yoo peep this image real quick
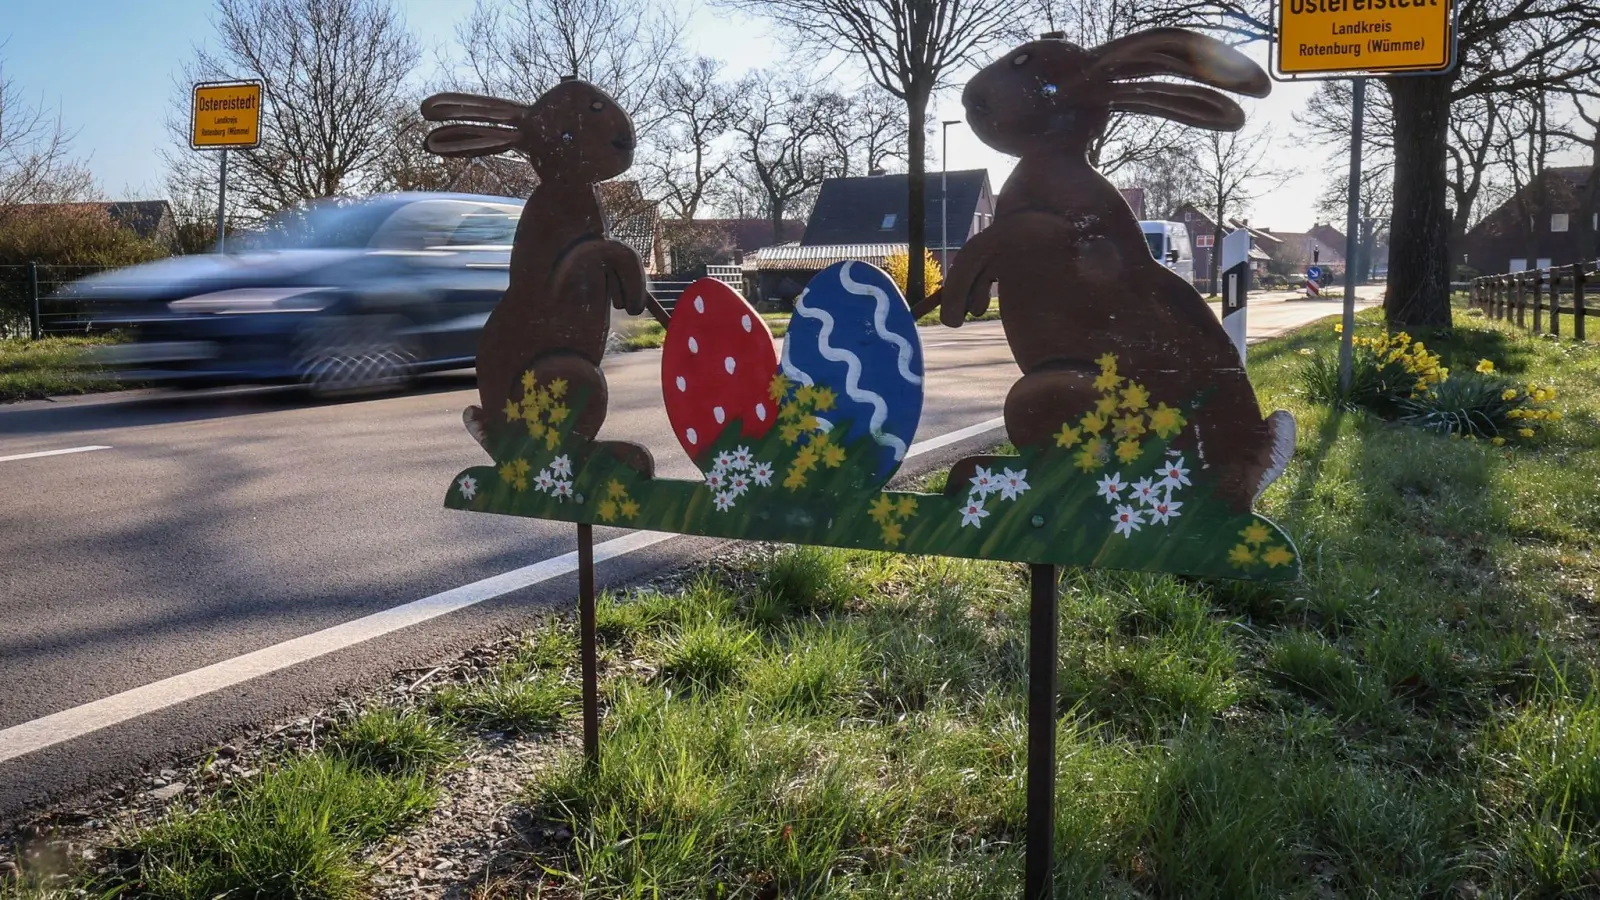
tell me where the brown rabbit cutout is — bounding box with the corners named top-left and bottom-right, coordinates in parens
top-left (921, 29), bottom-right (1296, 511)
top-left (421, 79), bottom-right (654, 473)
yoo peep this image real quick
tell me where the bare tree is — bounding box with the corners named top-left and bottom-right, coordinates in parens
top-left (1192, 124), bottom-right (1295, 288)
top-left (728, 72), bottom-right (852, 236)
top-left (722, 0), bottom-right (1031, 304)
top-left (163, 0), bottom-right (420, 219)
top-left (1115, 140), bottom-right (1205, 220)
top-left (376, 102), bottom-right (539, 196)
top-left (1135, 0), bottom-right (1600, 328)
top-left (821, 87), bottom-right (912, 176)
top-left (639, 57), bottom-right (741, 220)
top-left (1550, 76), bottom-right (1600, 260)
top-left (456, 0), bottom-right (686, 134)
top-left (1318, 158), bottom-right (1393, 280)
top-left (0, 55), bottom-right (94, 206)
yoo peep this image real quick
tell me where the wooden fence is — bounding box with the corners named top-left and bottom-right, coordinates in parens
top-left (1471, 261), bottom-right (1597, 341)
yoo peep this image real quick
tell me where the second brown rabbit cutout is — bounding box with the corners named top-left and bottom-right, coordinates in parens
top-left (920, 28), bottom-right (1296, 512)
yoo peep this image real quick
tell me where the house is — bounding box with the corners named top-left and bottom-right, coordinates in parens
top-left (597, 181), bottom-right (663, 275)
top-left (744, 169), bottom-right (995, 305)
top-left (1, 200), bottom-right (179, 251)
top-left (1119, 187), bottom-right (1147, 219)
top-left (1462, 165), bottom-right (1598, 275)
top-left (657, 218), bottom-right (805, 276)
top-left (1260, 223), bottom-right (1348, 275)
top-left (1169, 203), bottom-right (1280, 289)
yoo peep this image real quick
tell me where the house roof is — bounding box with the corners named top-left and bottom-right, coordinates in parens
top-left (662, 218), bottom-right (805, 253)
top-left (801, 170), bottom-right (990, 248)
top-left (743, 242), bottom-right (905, 272)
top-left (597, 181), bottom-right (659, 263)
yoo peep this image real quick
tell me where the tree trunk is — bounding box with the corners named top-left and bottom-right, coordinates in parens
top-left (906, 93), bottom-right (928, 306)
top-left (770, 196), bottom-right (786, 248)
top-left (1383, 74), bottom-right (1454, 329)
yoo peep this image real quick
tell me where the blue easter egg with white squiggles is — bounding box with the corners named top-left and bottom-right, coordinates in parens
top-left (781, 260), bottom-right (925, 483)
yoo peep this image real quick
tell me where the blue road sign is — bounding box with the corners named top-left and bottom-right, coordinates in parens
top-left (1307, 265), bottom-right (1323, 282)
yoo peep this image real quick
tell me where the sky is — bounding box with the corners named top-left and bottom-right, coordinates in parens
top-left (2, 0), bottom-right (1343, 232)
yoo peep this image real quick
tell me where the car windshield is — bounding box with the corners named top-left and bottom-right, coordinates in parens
top-left (238, 201), bottom-right (401, 251)
top-left (1144, 232), bottom-right (1165, 259)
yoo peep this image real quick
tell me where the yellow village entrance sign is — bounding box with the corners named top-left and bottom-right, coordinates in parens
top-left (190, 80), bottom-right (263, 149)
top-left (1276, 0), bottom-right (1456, 77)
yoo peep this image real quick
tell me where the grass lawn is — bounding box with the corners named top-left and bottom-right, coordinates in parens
top-left (0, 335), bottom-right (129, 403)
top-left (7, 307), bottom-right (1599, 898)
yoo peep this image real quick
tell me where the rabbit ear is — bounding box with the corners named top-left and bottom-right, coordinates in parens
top-left (1107, 82), bottom-right (1247, 131)
top-left (1091, 28), bottom-right (1269, 98)
top-left (421, 92), bottom-right (524, 124)
top-left (423, 123), bottom-right (523, 157)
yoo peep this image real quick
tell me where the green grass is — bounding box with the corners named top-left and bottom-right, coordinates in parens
top-left (432, 666), bottom-right (578, 734)
top-left (0, 335), bottom-right (130, 402)
top-left (323, 707), bottom-right (458, 777)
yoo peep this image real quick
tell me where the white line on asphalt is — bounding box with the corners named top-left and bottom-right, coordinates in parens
top-left (0, 418), bottom-right (1007, 764)
top-left (0, 445), bottom-right (111, 464)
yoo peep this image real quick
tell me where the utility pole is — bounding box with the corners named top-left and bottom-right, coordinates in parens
top-left (941, 120), bottom-right (960, 278)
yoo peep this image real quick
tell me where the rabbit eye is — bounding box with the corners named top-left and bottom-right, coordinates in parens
top-left (590, 100), bottom-right (605, 112)
top-left (561, 131), bottom-right (574, 144)
top-left (1012, 53), bottom-right (1030, 66)
top-left (1039, 83), bottom-right (1058, 97)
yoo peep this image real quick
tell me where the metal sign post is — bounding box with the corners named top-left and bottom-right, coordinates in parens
top-left (1221, 229), bottom-right (1250, 362)
top-left (1337, 80), bottom-right (1365, 394)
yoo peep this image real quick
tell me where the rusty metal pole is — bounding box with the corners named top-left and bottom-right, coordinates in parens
top-left (577, 523), bottom-right (599, 765)
top-left (1025, 562), bottom-right (1058, 900)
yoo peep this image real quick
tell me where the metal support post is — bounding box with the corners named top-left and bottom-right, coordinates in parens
top-left (1338, 77), bottom-right (1365, 395)
top-left (578, 523), bottom-right (599, 765)
top-left (215, 148), bottom-right (229, 254)
top-left (28, 262), bottom-right (41, 340)
top-left (1025, 563), bottom-right (1059, 900)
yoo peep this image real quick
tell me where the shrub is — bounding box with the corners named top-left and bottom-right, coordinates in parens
top-left (1300, 327), bottom-right (1445, 416)
top-left (883, 247), bottom-right (943, 300)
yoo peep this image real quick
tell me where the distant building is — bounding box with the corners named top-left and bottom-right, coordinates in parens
top-left (1169, 203), bottom-right (1280, 289)
top-left (1260, 223), bottom-right (1348, 274)
top-left (1119, 187), bottom-right (1147, 219)
top-left (745, 169), bottom-right (995, 306)
top-left (657, 218), bottom-right (805, 275)
top-left (597, 181), bottom-right (662, 275)
top-left (1462, 165), bottom-right (1597, 275)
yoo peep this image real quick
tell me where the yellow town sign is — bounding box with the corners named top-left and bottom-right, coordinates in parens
top-left (1277, 0), bottom-right (1455, 76)
top-left (190, 81), bottom-right (263, 150)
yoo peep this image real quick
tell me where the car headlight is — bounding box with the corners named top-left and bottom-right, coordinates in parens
top-left (169, 287), bottom-right (333, 314)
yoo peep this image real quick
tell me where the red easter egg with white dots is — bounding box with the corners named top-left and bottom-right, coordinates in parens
top-left (660, 277), bottom-right (779, 465)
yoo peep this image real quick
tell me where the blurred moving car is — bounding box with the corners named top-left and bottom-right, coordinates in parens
top-left (76, 193), bottom-right (521, 395)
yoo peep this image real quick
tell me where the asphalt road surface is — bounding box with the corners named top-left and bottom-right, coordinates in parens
top-left (0, 291), bottom-right (1376, 822)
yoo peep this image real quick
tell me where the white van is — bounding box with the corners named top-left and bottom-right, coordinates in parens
top-left (1140, 221), bottom-right (1195, 284)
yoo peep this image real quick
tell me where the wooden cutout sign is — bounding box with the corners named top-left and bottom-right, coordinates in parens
top-left (425, 40), bottom-right (1300, 582)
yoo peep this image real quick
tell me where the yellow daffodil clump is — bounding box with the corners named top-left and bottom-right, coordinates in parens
top-left (1053, 354), bottom-right (1185, 475)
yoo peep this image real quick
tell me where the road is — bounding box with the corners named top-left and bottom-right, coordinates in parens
top-left (0, 291), bottom-right (1375, 822)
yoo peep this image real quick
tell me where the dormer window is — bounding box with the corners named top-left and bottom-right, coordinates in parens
top-left (881, 214), bottom-right (897, 229)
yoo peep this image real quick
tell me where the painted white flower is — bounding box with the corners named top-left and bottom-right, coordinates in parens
top-left (550, 454), bottom-right (573, 477)
top-left (727, 473), bottom-right (750, 496)
top-left (713, 490), bottom-right (735, 511)
top-left (1096, 472), bottom-right (1126, 503)
top-left (713, 451), bottom-right (735, 472)
top-left (1148, 498), bottom-right (1183, 525)
top-left (731, 446), bottom-right (754, 470)
top-left (1131, 477), bottom-right (1158, 507)
top-left (1111, 504), bottom-right (1143, 537)
top-left (457, 475), bottom-right (478, 500)
top-left (552, 479), bottom-right (574, 501)
top-left (969, 466), bottom-right (998, 497)
top-left (705, 470), bottom-right (724, 491)
top-left (960, 497), bottom-right (990, 528)
top-left (1157, 457), bottom-right (1191, 491)
top-left (533, 470), bottom-right (556, 493)
top-left (999, 468), bottom-right (1030, 501)
top-left (751, 462), bottom-right (774, 486)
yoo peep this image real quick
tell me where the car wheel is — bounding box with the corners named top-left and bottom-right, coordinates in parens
top-left (295, 315), bottom-right (416, 398)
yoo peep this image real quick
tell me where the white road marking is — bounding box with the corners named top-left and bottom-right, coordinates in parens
top-left (0, 445), bottom-right (111, 464)
top-left (0, 419), bottom-right (1008, 763)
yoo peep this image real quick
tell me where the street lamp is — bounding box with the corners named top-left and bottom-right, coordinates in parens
top-left (941, 119), bottom-right (961, 279)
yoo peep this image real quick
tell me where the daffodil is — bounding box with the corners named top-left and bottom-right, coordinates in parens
top-left (503, 399), bottom-right (523, 422)
top-left (1491, 437), bottom-right (1506, 446)
top-left (783, 469), bottom-right (808, 491)
top-left (1519, 427), bottom-right (1535, 438)
top-left (822, 445), bottom-right (847, 468)
top-left (1055, 425), bottom-right (1082, 449)
top-left (1095, 352), bottom-right (1118, 372)
top-left (521, 370), bottom-right (538, 394)
top-left (1115, 413), bottom-right (1146, 438)
top-left (1502, 389), bottom-right (1519, 401)
top-left (1475, 359), bottom-right (1495, 374)
top-left (795, 384), bottom-right (816, 407)
top-left (1120, 383), bottom-right (1150, 411)
top-left (1074, 445), bottom-right (1104, 473)
top-left (1115, 439), bottom-right (1142, 463)
top-left (1093, 370), bottom-right (1124, 392)
top-left (1081, 412), bottom-right (1108, 434)
top-left (1147, 403), bottom-right (1186, 439)
top-left (548, 405), bottom-right (570, 425)
top-left (1096, 394), bottom-right (1120, 416)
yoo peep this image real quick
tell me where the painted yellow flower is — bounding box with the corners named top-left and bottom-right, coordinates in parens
top-left (1120, 383), bottom-right (1150, 411)
top-left (521, 370), bottom-right (538, 394)
top-left (620, 499), bottom-right (640, 519)
top-left (1228, 544), bottom-right (1258, 567)
top-left (1095, 352), bottom-right (1118, 372)
top-left (869, 495), bottom-right (897, 524)
top-left (783, 469), bottom-right (808, 491)
top-left (1096, 394), bottom-right (1120, 416)
top-left (1262, 545), bottom-right (1294, 568)
top-left (1502, 389), bottom-right (1519, 401)
top-left (780, 423), bottom-right (804, 443)
top-left (1240, 522), bottom-right (1272, 546)
top-left (779, 403), bottom-right (802, 423)
top-left (598, 500), bottom-right (618, 522)
top-left (1115, 413), bottom-right (1146, 438)
top-left (1114, 439), bottom-right (1140, 463)
top-left (822, 444), bottom-right (847, 468)
top-left (1074, 443), bottom-right (1104, 473)
top-left (547, 377), bottom-right (568, 399)
top-left (1147, 403), bottom-right (1186, 439)
top-left (1475, 359), bottom-right (1495, 374)
top-left (503, 399), bottom-right (523, 422)
top-left (545, 429), bottom-right (561, 450)
top-left (769, 373), bottom-right (792, 402)
top-left (512, 475), bottom-right (528, 491)
top-left (1081, 412), bottom-right (1108, 435)
top-left (1093, 370), bottom-right (1124, 392)
top-left (896, 496), bottom-right (918, 518)
top-left (812, 386), bottom-right (837, 411)
top-left (795, 384), bottom-right (817, 407)
top-left (1519, 427), bottom-right (1535, 438)
top-left (528, 419), bottom-right (547, 439)
top-left (498, 461), bottom-right (517, 483)
top-left (881, 521), bottom-right (905, 546)
top-left (800, 415), bottom-right (821, 432)
top-left (794, 446), bottom-right (820, 472)
top-left (548, 405), bottom-right (570, 425)
top-left (608, 479), bottom-right (628, 499)
top-left (1055, 425), bottom-right (1082, 449)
